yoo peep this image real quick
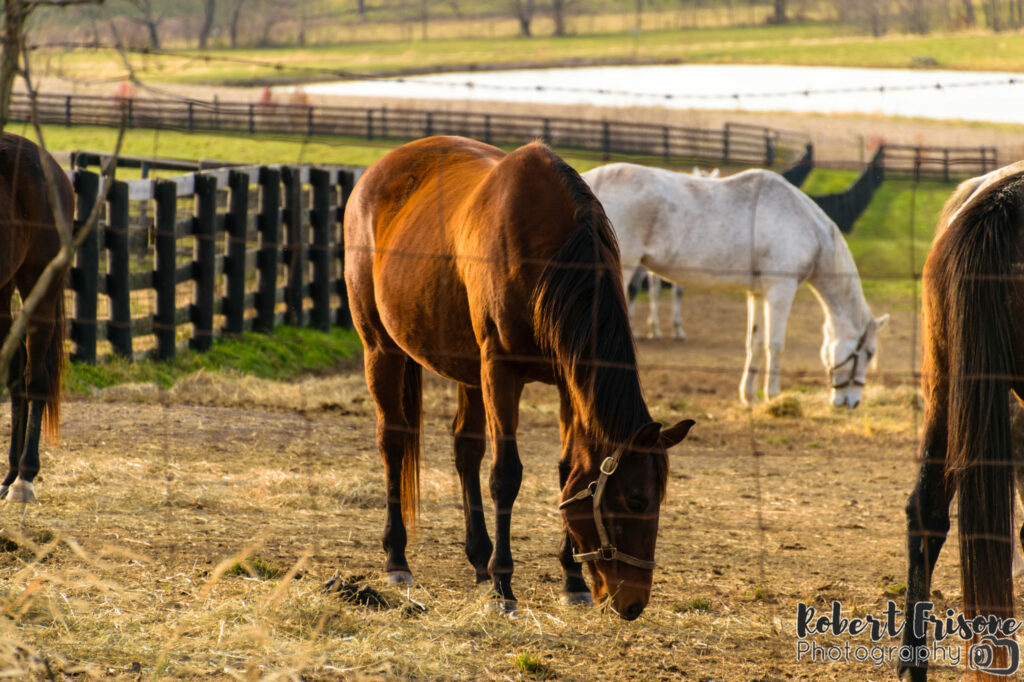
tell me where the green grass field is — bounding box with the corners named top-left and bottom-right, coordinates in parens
top-left (38, 21), bottom-right (1024, 88)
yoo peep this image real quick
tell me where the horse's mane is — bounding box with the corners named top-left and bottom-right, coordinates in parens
top-left (532, 148), bottom-right (666, 490)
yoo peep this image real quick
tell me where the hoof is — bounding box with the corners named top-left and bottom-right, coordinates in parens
top-left (0, 485), bottom-right (8, 500)
top-left (386, 570), bottom-right (413, 585)
top-left (486, 599), bottom-right (518, 617)
top-left (561, 591), bottom-right (594, 606)
top-left (674, 331), bottom-right (687, 341)
top-left (474, 572), bottom-right (490, 585)
top-left (7, 480), bottom-right (34, 503)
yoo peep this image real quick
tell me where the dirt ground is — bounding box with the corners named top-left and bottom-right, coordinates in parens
top-left (0, 287), bottom-right (976, 680)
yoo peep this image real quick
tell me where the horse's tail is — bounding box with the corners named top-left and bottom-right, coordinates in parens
top-left (400, 359), bottom-right (422, 533)
top-left (943, 173), bottom-right (1024, 645)
top-left (42, 274), bottom-right (66, 444)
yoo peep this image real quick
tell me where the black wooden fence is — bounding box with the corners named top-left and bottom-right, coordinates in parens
top-left (14, 91), bottom-right (810, 169)
top-left (66, 161), bottom-right (360, 363)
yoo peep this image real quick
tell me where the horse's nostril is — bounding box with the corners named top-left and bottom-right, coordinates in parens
top-left (622, 601), bottom-right (645, 621)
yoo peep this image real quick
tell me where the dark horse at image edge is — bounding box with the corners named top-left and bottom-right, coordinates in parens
top-left (901, 165), bottom-right (1024, 680)
top-left (344, 136), bottom-right (693, 618)
top-left (0, 133), bottom-right (69, 503)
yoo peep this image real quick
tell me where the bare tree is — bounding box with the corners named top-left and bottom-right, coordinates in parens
top-left (198, 0), bottom-right (216, 47)
top-left (961, 0), bottom-right (977, 25)
top-left (552, 0), bottom-right (566, 35)
top-left (772, 0), bottom-right (787, 23)
top-left (513, 0), bottom-right (534, 36)
top-left (228, 0), bottom-right (245, 46)
top-left (125, 0), bottom-right (163, 48)
top-left (900, 0), bottom-right (930, 32)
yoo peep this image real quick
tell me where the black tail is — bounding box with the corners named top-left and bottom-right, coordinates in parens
top-left (943, 173), bottom-right (1024, 637)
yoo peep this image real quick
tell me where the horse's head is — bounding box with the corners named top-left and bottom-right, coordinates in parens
top-left (821, 314), bottom-right (889, 408)
top-left (560, 419), bottom-right (693, 620)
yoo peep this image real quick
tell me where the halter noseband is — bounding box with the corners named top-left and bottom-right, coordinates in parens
top-left (829, 328), bottom-right (870, 390)
top-left (557, 447), bottom-right (657, 571)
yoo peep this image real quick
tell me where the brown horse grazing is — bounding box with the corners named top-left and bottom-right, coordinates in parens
top-left (0, 133), bottom-right (70, 503)
top-left (344, 136), bottom-right (693, 618)
top-left (899, 167), bottom-right (1024, 680)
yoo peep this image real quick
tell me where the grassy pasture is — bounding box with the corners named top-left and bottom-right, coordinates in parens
top-left (35, 22), bottom-right (1024, 90)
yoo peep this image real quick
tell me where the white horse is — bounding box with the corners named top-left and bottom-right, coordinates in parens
top-left (583, 162), bottom-right (889, 408)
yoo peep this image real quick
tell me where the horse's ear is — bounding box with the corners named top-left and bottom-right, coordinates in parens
top-left (875, 314), bottom-right (890, 330)
top-left (660, 419), bottom-right (695, 448)
top-left (630, 422), bottom-right (662, 449)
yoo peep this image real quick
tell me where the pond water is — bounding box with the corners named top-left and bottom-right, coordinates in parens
top-left (302, 63), bottom-right (1024, 124)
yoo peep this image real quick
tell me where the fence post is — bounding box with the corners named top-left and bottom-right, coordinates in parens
top-left (914, 147), bottom-right (922, 183)
top-left (307, 106), bottom-right (315, 136)
top-left (153, 180), bottom-right (178, 360)
top-left (601, 120), bottom-right (610, 160)
top-left (187, 102), bottom-right (194, 131)
top-left (224, 170), bottom-right (249, 335)
top-left (256, 167), bottom-right (281, 333)
top-left (366, 110), bottom-right (374, 140)
top-left (764, 131), bottom-right (775, 167)
top-left (723, 123), bottom-right (731, 163)
top-left (282, 166), bottom-right (305, 326)
top-left (248, 104), bottom-right (255, 134)
top-left (484, 115), bottom-right (492, 145)
top-left (106, 180), bottom-right (133, 359)
top-left (380, 106), bottom-right (388, 138)
top-left (943, 149), bottom-right (950, 183)
top-left (543, 118), bottom-right (551, 144)
top-left (191, 174), bottom-right (217, 351)
top-left (64, 95), bottom-right (72, 127)
top-left (71, 171), bottom-right (100, 364)
top-left (662, 126), bottom-right (670, 164)
top-left (425, 112), bottom-right (433, 137)
top-left (310, 168), bottom-right (332, 332)
top-left (335, 170), bottom-right (355, 328)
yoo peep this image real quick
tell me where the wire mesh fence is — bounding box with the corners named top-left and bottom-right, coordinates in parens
top-left (1, 85), bottom-right (1019, 681)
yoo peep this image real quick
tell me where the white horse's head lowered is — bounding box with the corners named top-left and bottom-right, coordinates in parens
top-left (821, 314), bottom-right (890, 408)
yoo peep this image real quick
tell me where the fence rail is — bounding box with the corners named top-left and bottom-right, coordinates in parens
top-left (877, 143), bottom-right (999, 181)
top-left (67, 162), bottom-right (360, 363)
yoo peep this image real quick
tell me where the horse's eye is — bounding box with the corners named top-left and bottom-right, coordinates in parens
top-left (625, 496), bottom-right (648, 514)
top-left (865, 349), bottom-right (874, 361)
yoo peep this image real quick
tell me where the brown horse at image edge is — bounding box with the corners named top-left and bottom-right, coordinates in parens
top-left (344, 136), bottom-right (693, 618)
top-left (0, 133), bottom-right (70, 503)
top-left (900, 167), bottom-right (1024, 680)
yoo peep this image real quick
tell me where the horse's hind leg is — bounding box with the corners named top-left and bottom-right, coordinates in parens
top-left (365, 346), bottom-right (420, 584)
top-left (899, 426), bottom-right (952, 681)
top-left (452, 384), bottom-right (492, 583)
top-left (0, 281), bottom-right (27, 500)
top-left (740, 292), bottom-right (765, 405)
top-left (671, 285), bottom-right (686, 340)
top-left (646, 272), bottom-right (662, 339)
top-left (1, 342), bottom-right (27, 500)
top-left (7, 291), bottom-right (59, 503)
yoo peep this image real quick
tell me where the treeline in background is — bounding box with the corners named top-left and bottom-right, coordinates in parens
top-left (33, 0), bottom-right (1024, 51)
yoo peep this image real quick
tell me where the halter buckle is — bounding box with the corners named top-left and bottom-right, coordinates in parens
top-left (599, 546), bottom-right (616, 561)
top-left (600, 456), bottom-right (619, 476)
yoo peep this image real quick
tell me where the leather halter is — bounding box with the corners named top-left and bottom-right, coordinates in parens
top-left (829, 328), bottom-right (870, 390)
top-left (557, 446), bottom-right (657, 571)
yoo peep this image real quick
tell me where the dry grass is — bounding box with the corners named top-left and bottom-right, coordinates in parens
top-left (0, 288), bottom-right (972, 679)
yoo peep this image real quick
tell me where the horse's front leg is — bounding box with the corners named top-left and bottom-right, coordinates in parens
top-left (899, 421), bottom-right (951, 681)
top-left (452, 384), bottom-right (492, 583)
top-left (646, 272), bottom-right (662, 339)
top-left (740, 292), bottom-right (765, 404)
top-left (557, 394), bottom-right (590, 605)
top-left (763, 281), bottom-right (797, 400)
top-left (481, 353), bottom-right (524, 613)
